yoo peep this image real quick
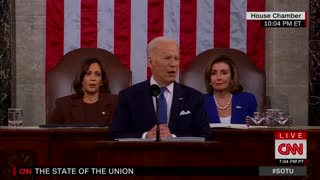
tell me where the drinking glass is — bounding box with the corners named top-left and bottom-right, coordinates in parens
top-left (8, 108), bottom-right (23, 127)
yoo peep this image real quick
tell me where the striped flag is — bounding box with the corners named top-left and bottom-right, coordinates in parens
top-left (46, 0), bottom-right (265, 85)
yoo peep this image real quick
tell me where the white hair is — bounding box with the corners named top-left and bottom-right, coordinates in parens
top-left (146, 36), bottom-right (177, 58)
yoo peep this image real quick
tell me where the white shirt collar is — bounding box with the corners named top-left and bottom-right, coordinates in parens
top-left (150, 76), bottom-right (174, 94)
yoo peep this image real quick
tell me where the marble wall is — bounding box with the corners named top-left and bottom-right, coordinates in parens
top-left (13, 0), bottom-right (310, 126)
top-left (15, 0), bottom-right (46, 126)
top-left (265, 0), bottom-right (309, 125)
top-left (0, 0), bottom-right (11, 126)
top-left (309, 0), bottom-right (320, 125)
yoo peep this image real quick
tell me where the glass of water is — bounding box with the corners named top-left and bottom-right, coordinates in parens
top-left (246, 112), bottom-right (266, 126)
top-left (8, 108), bottom-right (23, 127)
top-left (265, 109), bottom-right (280, 126)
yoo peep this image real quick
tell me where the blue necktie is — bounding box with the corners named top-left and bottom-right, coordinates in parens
top-left (158, 87), bottom-right (167, 124)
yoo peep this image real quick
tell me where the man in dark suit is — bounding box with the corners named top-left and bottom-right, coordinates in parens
top-left (111, 37), bottom-right (211, 140)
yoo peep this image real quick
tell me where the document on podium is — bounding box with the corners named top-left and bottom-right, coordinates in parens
top-left (209, 123), bottom-right (248, 129)
top-left (116, 137), bottom-right (205, 142)
top-left (161, 137), bottom-right (205, 142)
top-left (39, 124), bottom-right (104, 128)
top-left (115, 138), bottom-right (156, 142)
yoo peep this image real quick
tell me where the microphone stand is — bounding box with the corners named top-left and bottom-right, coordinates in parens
top-left (155, 96), bottom-right (160, 142)
top-left (150, 84), bottom-right (161, 142)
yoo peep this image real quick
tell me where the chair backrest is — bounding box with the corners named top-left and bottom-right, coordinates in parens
top-left (180, 48), bottom-right (265, 112)
top-left (46, 48), bottom-right (132, 121)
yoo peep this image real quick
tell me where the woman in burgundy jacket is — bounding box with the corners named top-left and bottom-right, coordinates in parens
top-left (48, 57), bottom-right (117, 126)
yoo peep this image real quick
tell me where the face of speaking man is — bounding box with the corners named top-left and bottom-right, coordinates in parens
top-left (148, 38), bottom-right (180, 87)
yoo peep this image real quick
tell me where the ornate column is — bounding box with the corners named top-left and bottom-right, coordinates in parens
top-left (0, 0), bottom-right (12, 126)
top-left (309, 0), bottom-right (320, 125)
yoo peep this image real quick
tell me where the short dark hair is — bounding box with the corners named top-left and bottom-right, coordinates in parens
top-left (204, 55), bottom-right (243, 94)
top-left (73, 57), bottom-right (110, 97)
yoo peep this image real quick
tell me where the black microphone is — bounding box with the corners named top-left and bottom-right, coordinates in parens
top-left (150, 84), bottom-right (161, 142)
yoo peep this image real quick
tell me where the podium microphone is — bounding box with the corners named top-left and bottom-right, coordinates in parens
top-left (150, 84), bottom-right (161, 142)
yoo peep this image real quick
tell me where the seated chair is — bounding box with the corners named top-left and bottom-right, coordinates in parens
top-left (180, 48), bottom-right (266, 112)
top-left (46, 48), bottom-right (132, 123)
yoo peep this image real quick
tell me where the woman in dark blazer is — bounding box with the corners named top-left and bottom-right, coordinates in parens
top-left (48, 57), bottom-right (117, 126)
top-left (204, 55), bottom-right (257, 124)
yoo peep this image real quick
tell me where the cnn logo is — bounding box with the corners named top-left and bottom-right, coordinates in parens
top-left (275, 131), bottom-right (307, 159)
top-left (14, 167), bottom-right (33, 176)
top-left (19, 168), bottom-right (32, 175)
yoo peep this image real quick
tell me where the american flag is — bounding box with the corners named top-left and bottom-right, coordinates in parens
top-left (46, 0), bottom-right (265, 85)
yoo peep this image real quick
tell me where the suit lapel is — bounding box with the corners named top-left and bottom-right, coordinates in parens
top-left (98, 94), bottom-right (115, 125)
top-left (71, 98), bottom-right (85, 122)
top-left (211, 97), bottom-right (221, 123)
top-left (145, 81), bottom-right (158, 124)
top-left (231, 94), bottom-right (240, 124)
top-left (169, 82), bottom-right (183, 128)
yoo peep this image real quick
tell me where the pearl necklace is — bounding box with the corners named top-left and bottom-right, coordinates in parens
top-left (213, 94), bottom-right (233, 110)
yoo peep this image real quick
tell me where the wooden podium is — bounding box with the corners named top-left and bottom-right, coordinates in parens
top-left (0, 128), bottom-right (318, 179)
top-left (95, 141), bottom-right (249, 180)
top-left (96, 141), bottom-right (222, 166)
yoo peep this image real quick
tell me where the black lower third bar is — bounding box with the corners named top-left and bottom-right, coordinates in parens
top-left (132, 167), bottom-right (259, 176)
top-left (25, 167), bottom-right (306, 176)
